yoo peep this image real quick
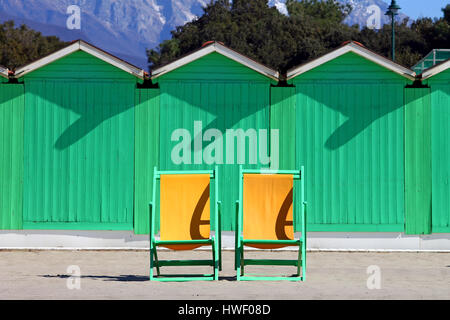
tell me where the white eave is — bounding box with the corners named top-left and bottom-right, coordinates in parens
top-left (287, 42), bottom-right (416, 81)
top-left (421, 59), bottom-right (450, 80)
top-left (151, 42), bottom-right (279, 81)
top-left (0, 66), bottom-right (8, 78)
top-left (14, 40), bottom-right (145, 79)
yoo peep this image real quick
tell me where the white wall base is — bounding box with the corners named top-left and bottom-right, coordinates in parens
top-left (0, 231), bottom-right (449, 251)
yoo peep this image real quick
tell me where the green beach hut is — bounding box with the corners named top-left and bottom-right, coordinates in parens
top-left (2, 40), bottom-right (146, 232)
top-left (150, 41), bottom-right (279, 231)
top-left (285, 41), bottom-right (417, 233)
top-left (421, 60), bottom-right (450, 234)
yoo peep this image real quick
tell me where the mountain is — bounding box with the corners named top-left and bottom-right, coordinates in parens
top-left (0, 0), bottom-right (209, 69)
top-left (338, 0), bottom-right (408, 27)
top-left (268, 0), bottom-right (408, 26)
top-left (0, 0), bottom-right (409, 70)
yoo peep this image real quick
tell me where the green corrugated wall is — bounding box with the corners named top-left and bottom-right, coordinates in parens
top-left (1, 47), bottom-right (449, 235)
top-left (155, 52), bottom-right (272, 82)
top-left (294, 83), bottom-right (405, 231)
top-left (428, 70), bottom-right (450, 233)
top-left (291, 53), bottom-right (407, 232)
top-left (270, 86), bottom-right (296, 170)
top-left (24, 51), bottom-right (137, 81)
top-left (23, 80), bottom-right (135, 230)
top-left (134, 88), bottom-right (160, 234)
top-left (0, 84), bottom-right (24, 230)
top-left (21, 51), bottom-right (138, 230)
top-left (404, 88), bottom-right (432, 234)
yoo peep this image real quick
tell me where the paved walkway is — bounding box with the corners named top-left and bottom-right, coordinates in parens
top-left (0, 250), bottom-right (448, 299)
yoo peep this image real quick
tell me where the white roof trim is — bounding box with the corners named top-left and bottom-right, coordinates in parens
top-left (421, 59), bottom-right (450, 80)
top-left (0, 66), bottom-right (8, 78)
top-left (287, 42), bottom-right (416, 81)
top-left (151, 42), bottom-right (279, 81)
top-left (14, 40), bottom-right (145, 79)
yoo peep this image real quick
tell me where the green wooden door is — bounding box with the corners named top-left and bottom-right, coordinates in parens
top-left (270, 86), bottom-right (296, 170)
top-left (430, 84), bottom-right (450, 233)
top-left (23, 80), bottom-right (135, 230)
top-left (295, 82), bottom-right (405, 232)
top-left (404, 88), bottom-right (432, 235)
top-left (134, 88), bottom-right (160, 234)
top-left (0, 84), bottom-right (24, 230)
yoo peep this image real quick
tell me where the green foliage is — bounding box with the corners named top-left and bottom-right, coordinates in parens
top-left (148, 0), bottom-right (450, 74)
top-left (0, 20), bottom-right (67, 70)
top-left (443, 4), bottom-right (450, 24)
top-left (286, 0), bottom-right (351, 24)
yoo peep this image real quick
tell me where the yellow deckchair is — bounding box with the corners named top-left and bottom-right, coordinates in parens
top-left (235, 166), bottom-right (307, 281)
top-left (149, 166), bottom-right (221, 281)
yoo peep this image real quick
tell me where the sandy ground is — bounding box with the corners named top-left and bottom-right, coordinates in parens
top-left (0, 250), bottom-right (448, 300)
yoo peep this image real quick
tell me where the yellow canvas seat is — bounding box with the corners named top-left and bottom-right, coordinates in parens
top-left (243, 174), bottom-right (295, 249)
top-left (235, 166), bottom-right (307, 281)
top-left (160, 174), bottom-right (211, 251)
top-left (149, 167), bottom-right (221, 281)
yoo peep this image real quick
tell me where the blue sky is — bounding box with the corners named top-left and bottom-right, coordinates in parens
top-left (396, 0), bottom-right (448, 19)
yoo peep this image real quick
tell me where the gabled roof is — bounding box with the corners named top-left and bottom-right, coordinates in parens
top-left (151, 41), bottom-right (279, 81)
top-left (0, 65), bottom-right (8, 78)
top-left (287, 41), bottom-right (416, 81)
top-left (14, 40), bottom-right (145, 79)
top-left (421, 58), bottom-right (450, 80)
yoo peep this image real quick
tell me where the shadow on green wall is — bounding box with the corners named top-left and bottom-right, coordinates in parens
top-left (26, 82), bottom-right (137, 150)
top-left (297, 85), bottom-right (414, 150)
top-left (161, 83), bottom-right (270, 154)
top-left (53, 103), bottom-right (134, 150)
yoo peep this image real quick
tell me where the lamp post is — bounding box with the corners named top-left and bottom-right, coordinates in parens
top-left (385, 0), bottom-right (401, 61)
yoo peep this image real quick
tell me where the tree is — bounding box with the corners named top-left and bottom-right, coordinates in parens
top-left (148, 0), bottom-right (357, 73)
top-left (443, 4), bottom-right (450, 24)
top-left (148, 1), bottom-right (450, 74)
top-left (286, 0), bottom-right (352, 24)
top-left (0, 20), bottom-right (67, 70)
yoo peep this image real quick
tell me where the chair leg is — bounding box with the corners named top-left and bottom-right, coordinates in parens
top-left (152, 246), bottom-right (161, 276)
top-left (218, 232), bottom-right (222, 272)
top-left (235, 246), bottom-right (238, 271)
top-left (218, 204), bottom-right (222, 272)
top-left (302, 241), bottom-right (306, 281)
top-left (240, 244), bottom-right (245, 277)
top-left (212, 241), bottom-right (219, 281)
top-left (149, 246), bottom-right (154, 280)
top-left (236, 244), bottom-right (242, 281)
top-left (234, 201), bottom-right (239, 271)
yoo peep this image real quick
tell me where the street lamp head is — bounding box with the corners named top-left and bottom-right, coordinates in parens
top-left (386, 0), bottom-right (401, 16)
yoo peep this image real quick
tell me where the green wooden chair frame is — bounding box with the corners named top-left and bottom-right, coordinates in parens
top-left (235, 166), bottom-right (307, 281)
top-left (149, 166), bottom-right (222, 282)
